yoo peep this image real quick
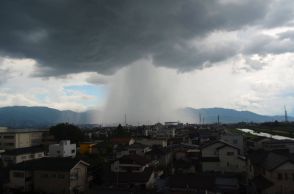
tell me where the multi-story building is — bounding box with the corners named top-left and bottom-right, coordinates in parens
top-left (221, 133), bottom-right (245, 155)
top-left (7, 158), bottom-right (89, 194)
top-left (248, 149), bottom-right (294, 194)
top-left (0, 130), bottom-right (45, 150)
top-left (1, 146), bottom-right (45, 166)
top-left (201, 140), bottom-right (246, 173)
top-left (48, 140), bottom-right (76, 158)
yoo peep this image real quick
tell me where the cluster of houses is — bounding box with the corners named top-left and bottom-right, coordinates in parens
top-left (1, 123), bottom-right (294, 194)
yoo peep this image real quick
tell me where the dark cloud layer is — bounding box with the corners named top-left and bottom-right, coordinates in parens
top-left (0, 0), bottom-right (286, 76)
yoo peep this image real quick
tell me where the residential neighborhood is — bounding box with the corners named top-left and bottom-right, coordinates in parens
top-left (1, 121), bottom-right (294, 194)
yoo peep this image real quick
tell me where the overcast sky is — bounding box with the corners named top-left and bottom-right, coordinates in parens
top-left (1, 0), bottom-right (294, 122)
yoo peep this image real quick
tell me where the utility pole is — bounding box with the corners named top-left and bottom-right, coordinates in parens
top-left (284, 105), bottom-right (288, 123)
top-left (124, 113), bottom-right (127, 126)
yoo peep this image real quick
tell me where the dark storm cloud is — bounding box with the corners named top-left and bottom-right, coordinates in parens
top-left (0, 0), bottom-right (276, 76)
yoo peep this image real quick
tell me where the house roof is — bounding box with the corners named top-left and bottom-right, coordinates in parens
top-left (251, 176), bottom-right (273, 191)
top-left (248, 149), bottom-right (291, 171)
top-left (128, 143), bottom-right (148, 149)
top-left (11, 158), bottom-right (89, 172)
top-left (3, 146), bottom-right (45, 156)
top-left (117, 154), bottom-right (151, 165)
top-left (249, 136), bottom-right (268, 142)
top-left (169, 173), bottom-right (239, 192)
top-left (169, 174), bottom-right (215, 190)
top-left (201, 140), bottom-right (240, 151)
top-left (111, 137), bottom-right (132, 145)
top-left (107, 168), bottom-right (153, 184)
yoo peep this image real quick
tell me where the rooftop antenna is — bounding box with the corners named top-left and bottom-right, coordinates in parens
top-left (199, 113), bottom-right (202, 125)
top-left (284, 105), bottom-right (288, 123)
top-left (217, 115), bottom-right (220, 125)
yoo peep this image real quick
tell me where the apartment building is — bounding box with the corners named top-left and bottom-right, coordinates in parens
top-left (0, 130), bottom-right (44, 150)
top-left (1, 146), bottom-right (45, 166)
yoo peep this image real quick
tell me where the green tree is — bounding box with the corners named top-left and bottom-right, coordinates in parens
top-left (49, 123), bottom-right (84, 143)
top-left (113, 124), bottom-right (129, 136)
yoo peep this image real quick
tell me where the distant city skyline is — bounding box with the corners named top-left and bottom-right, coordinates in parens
top-left (0, 0), bottom-right (294, 122)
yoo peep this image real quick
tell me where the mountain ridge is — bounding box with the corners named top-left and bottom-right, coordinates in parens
top-left (0, 106), bottom-right (292, 128)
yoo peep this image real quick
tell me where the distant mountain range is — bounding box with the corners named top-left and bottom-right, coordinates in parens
top-left (0, 106), bottom-right (292, 128)
top-left (0, 106), bottom-right (94, 128)
top-left (181, 107), bottom-right (293, 124)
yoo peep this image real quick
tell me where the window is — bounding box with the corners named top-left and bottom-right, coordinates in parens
top-left (227, 162), bottom-right (230, 167)
top-left (227, 152), bottom-right (234, 156)
top-left (71, 149), bottom-right (75, 153)
top-left (30, 154), bottom-right (34, 159)
top-left (278, 173), bottom-right (283, 180)
top-left (13, 172), bottom-right (25, 178)
top-left (233, 140), bottom-right (238, 144)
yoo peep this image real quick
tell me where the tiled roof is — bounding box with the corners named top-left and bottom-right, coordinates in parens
top-left (251, 176), bottom-right (273, 191)
top-left (128, 143), bottom-right (148, 149)
top-left (107, 168), bottom-right (153, 184)
top-left (11, 157), bottom-right (88, 171)
top-left (248, 149), bottom-right (290, 171)
top-left (117, 154), bottom-right (151, 165)
top-left (169, 174), bottom-right (215, 190)
top-left (169, 173), bottom-right (239, 192)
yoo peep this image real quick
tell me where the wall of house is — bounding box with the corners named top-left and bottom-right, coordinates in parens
top-left (136, 139), bottom-right (167, 147)
top-left (111, 160), bottom-right (147, 173)
top-left (219, 146), bottom-right (246, 173)
top-left (221, 134), bottom-right (244, 155)
top-left (263, 162), bottom-right (294, 194)
top-left (201, 142), bottom-right (223, 157)
top-left (202, 161), bottom-right (220, 172)
top-left (80, 143), bottom-right (95, 155)
top-left (69, 163), bottom-right (88, 193)
top-left (9, 170), bottom-right (33, 192)
top-left (34, 171), bottom-right (70, 194)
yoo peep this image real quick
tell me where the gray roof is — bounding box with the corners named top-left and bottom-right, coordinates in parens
top-left (11, 158), bottom-right (88, 172)
top-left (248, 150), bottom-right (290, 171)
top-left (3, 146), bottom-right (45, 156)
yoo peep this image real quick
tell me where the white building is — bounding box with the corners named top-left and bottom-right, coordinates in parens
top-left (48, 140), bottom-right (76, 158)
